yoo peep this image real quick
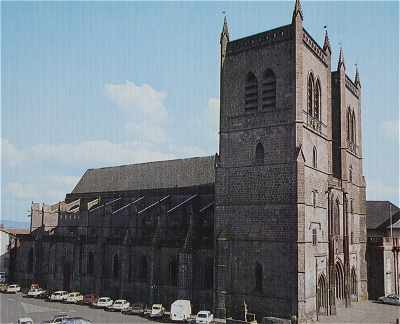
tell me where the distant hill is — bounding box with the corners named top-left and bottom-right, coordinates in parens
top-left (0, 219), bottom-right (30, 229)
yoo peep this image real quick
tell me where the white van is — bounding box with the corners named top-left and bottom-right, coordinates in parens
top-left (170, 300), bottom-right (191, 322)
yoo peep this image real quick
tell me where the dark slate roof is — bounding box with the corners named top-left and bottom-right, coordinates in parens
top-left (366, 201), bottom-right (399, 229)
top-left (72, 156), bottom-right (215, 194)
top-left (377, 210), bottom-right (400, 230)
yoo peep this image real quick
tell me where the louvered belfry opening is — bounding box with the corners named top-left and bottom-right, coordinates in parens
top-left (245, 72), bottom-right (258, 110)
top-left (262, 69), bottom-right (276, 109)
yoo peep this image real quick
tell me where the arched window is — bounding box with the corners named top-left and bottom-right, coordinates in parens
top-left (312, 228), bottom-right (317, 245)
top-left (351, 111), bottom-right (356, 143)
top-left (334, 199), bottom-right (340, 235)
top-left (307, 73), bottom-right (314, 116)
top-left (168, 258), bottom-right (178, 286)
top-left (255, 143), bottom-right (264, 165)
top-left (204, 257), bottom-right (213, 289)
top-left (317, 274), bottom-right (328, 315)
top-left (128, 256), bottom-right (133, 281)
top-left (335, 261), bottom-right (344, 300)
top-left (262, 69), bottom-right (276, 109)
top-left (245, 72), bottom-right (258, 111)
top-left (79, 247), bottom-right (83, 274)
top-left (87, 252), bottom-right (94, 275)
top-left (314, 79), bottom-right (321, 119)
top-left (27, 248), bottom-right (33, 273)
top-left (312, 191), bottom-right (317, 208)
top-left (313, 146), bottom-right (317, 168)
top-left (113, 254), bottom-right (119, 279)
top-left (351, 267), bottom-right (358, 298)
top-left (138, 255), bottom-right (147, 282)
top-left (255, 262), bottom-right (263, 292)
top-left (347, 108), bottom-right (352, 141)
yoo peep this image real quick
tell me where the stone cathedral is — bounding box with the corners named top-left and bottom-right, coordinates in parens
top-left (11, 1), bottom-right (367, 322)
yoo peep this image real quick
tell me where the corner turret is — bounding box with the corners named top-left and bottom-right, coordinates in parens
top-left (292, 0), bottom-right (303, 23)
top-left (323, 30), bottom-right (331, 54)
top-left (220, 16), bottom-right (229, 69)
top-left (337, 47), bottom-right (346, 71)
top-left (355, 65), bottom-right (361, 88)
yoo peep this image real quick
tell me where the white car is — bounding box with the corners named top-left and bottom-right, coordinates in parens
top-left (42, 313), bottom-right (69, 324)
top-left (196, 311), bottom-right (214, 324)
top-left (91, 297), bottom-right (113, 308)
top-left (65, 292), bottom-right (83, 303)
top-left (106, 299), bottom-right (130, 312)
top-left (49, 291), bottom-right (69, 302)
top-left (150, 304), bottom-right (165, 318)
top-left (6, 284), bottom-right (21, 293)
top-left (27, 288), bottom-right (45, 297)
top-left (17, 317), bottom-right (34, 324)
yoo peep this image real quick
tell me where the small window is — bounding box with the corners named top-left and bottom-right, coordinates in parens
top-left (27, 248), bottom-right (33, 273)
top-left (255, 262), bottom-right (263, 292)
top-left (351, 232), bottom-right (354, 244)
top-left (245, 72), bottom-right (258, 111)
top-left (313, 146), bottom-right (317, 169)
top-left (139, 255), bottom-right (148, 281)
top-left (349, 166), bottom-right (353, 183)
top-left (262, 69), bottom-right (276, 109)
top-left (87, 252), bottom-right (94, 275)
top-left (307, 73), bottom-right (314, 116)
top-left (312, 191), bottom-right (317, 208)
top-left (113, 254), bottom-right (119, 279)
top-left (255, 143), bottom-right (264, 165)
top-left (312, 229), bottom-right (317, 246)
top-left (168, 258), bottom-right (178, 286)
top-left (314, 79), bottom-right (321, 120)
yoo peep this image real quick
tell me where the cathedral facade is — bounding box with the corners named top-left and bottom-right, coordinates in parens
top-left (11, 1), bottom-right (367, 322)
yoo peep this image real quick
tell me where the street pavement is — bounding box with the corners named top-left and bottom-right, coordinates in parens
top-left (317, 300), bottom-right (400, 324)
top-left (0, 293), bottom-right (157, 324)
top-left (1, 292), bottom-right (399, 324)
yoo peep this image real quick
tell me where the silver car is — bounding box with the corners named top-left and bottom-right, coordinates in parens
top-left (378, 294), bottom-right (400, 306)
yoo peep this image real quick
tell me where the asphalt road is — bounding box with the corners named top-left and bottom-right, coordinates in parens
top-left (0, 293), bottom-right (160, 324)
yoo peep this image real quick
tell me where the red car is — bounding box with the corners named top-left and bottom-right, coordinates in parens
top-left (82, 293), bottom-right (97, 305)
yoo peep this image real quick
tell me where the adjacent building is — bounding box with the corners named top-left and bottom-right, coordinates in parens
top-left (366, 201), bottom-right (400, 299)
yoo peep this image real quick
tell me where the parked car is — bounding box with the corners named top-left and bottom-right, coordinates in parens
top-left (106, 299), bottom-right (130, 312)
top-left (49, 291), bottom-right (69, 302)
top-left (0, 283), bottom-right (8, 292)
top-left (91, 297), bottom-right (113, 308)
top-left (150, 304), bottom-right (165, 319)
top-left (40, 290), bottom-right (54, 300)
top-left (378, 294), bottom-right (400, 306)
top-left (17, 317), bottom-right (34, 324)
top-left (6, 284), bottom-right (21, 293)
top-left (27, 288), bottom-right (46, 298)
top-left (61, 317), bottom-right (92, 324)
top-left (170, 300), bottom-right (191, 322)
top-left (65, 292), bottom-right (83, 304)
top-left (122, 302), bottom-right (146, 315)
top-left (42, 313), bottom-right (69, 324)
top-left (82, 293), bottom-right (97, 305)
top-left (195, 311), bottom-right (214, 324)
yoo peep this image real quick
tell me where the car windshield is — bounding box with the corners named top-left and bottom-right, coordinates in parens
top-left (153, 306), bottom-right (161, 310)
top-left (114, 301), bottom-right (123, 304)
top-left (198, 314), bottom-right (207, 318)
top-left (99, 298), bottom-right (108, 302)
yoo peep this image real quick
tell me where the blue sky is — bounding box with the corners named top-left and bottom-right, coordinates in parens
top-left (2, 1), bottom-right (399, 226)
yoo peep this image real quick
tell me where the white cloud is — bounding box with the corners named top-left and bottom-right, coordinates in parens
top-left (105, 81), bottom-right (168, 144)
top-left (2, 138), bottom-right (26, 167)
top-left (7, 176), bottom-right (80, 203)
top-left (381, 120), bottom-right (399, 140)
